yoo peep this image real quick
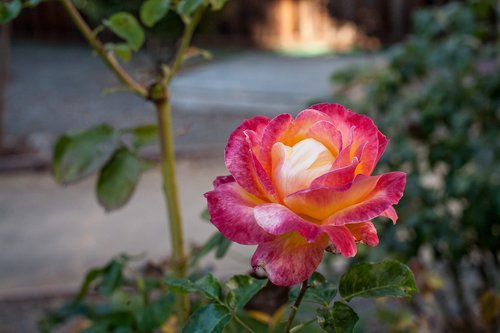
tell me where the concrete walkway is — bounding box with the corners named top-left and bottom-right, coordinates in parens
top-left (4, 42), bottom-right (376, 156)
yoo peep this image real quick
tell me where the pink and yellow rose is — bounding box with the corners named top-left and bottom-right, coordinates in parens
top-left (205, 103), bottom-right (406, 286)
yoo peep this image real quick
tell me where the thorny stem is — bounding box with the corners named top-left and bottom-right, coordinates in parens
top-left (284, 280), bottom-right (309, 333)
top-left (152, 5), bottom-right (206, 322)
top-left (155, 95), bottom-right (189, 321)
top-left (59, 0), bottom-right (147, 98)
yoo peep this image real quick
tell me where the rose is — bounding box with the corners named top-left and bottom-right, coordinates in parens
top-left (205, 103), bottom-right (406, 286)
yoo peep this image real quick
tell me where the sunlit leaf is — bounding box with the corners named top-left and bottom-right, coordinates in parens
top-left (104, 12), bottom-right (144, 51)
top-left (339, 260), bottom-right (417, 301)
top-left (140, 0), bottom-right (170, 27)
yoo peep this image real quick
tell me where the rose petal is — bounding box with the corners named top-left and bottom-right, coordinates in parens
top-left (254, 203), bottom-right (321, 242)
top-left (376, 131), bottom-right (389, 164)
top-left (259, 114), bottom-right (293, 173)
top-left (289, 109), bottom-right (332, 143)
top-left (322, 225), bottom-right (357, 257)
top-left (381, 206), bottom-right (398, 224)
top-left (310, 103), bottom-right (385, 175)
top-left (225, 116), bottom-right (276, 201)
top-left (324, 171), bottom-right (406, 225)
top-left (251, 232), bottom-right (328, 286)
top-left (346, 221), bottom-right (379, 246)
top-left (310, 157), bottom-right (359, 189)
top-left (306, 120), bottom-right (343, 156)
top-left (285, 172), bottom-right (406, 224)
top-left (271, 139), bottom-right (334, 198)
top-left (205, 181), bottom-right (274, 245)
top-left (213, 175), bottom-right (235, 188)
top-left (285, 174), bottom-right (380, 220)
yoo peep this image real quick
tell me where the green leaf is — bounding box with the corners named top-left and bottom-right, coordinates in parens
top-left (75, 267), bottom-right (105, 302)
top-left (189, 232), bottom-right (232, 267)
top-left (339, 260), bottom-right (417, 301)
top-left (201, 208), bottom-right (210, 221)
top-left (140, 0), bottom-right (170, 27)
top-left (114, 328), bottom-right (134, 333)
top-left (189, 233), bottom-right (222, 266)
top-left (164, 277), bottom-right (196, 293)
top-left (23, 0), bottom-right (43, 7)
top-left (289, 272), bottom-right (337, 306)
top-left (52, 125), bottom-right (119, 184)
top-left (105, 43), bottom-right (132, 62)
top-left (215, 237), bottom-right (231, 259)
top-left (317, 302), bottom-right (359, 333)
top-left (182, 303), bottom-right (232, 333)
top-left (176, 0), bottom-right (203, 19)
top-left (195, 274), bottom-right (222, 301)
top-left (165, 275), bottom-right (222, 301)
top-left (0, 0), bottom-right (21, 24)
top-left (135, 293), bottom-right (175, 331)
top-left (100, 260), bottom-right (124, 295)
top-left (209, 0), bottom-right (227, 11)
top-left (226, 275), bottom-right (268, 310)
top-left (97, 148), bottom-right (141, 211)
top-left (104, 12), bottom-right (145, 51)
top-left (126, 124), bottom-right (158, 150)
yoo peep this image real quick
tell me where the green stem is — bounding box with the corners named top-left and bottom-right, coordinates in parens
top-left (165, 6), bottom-right (205, 85)
top-left (155, 95), bottom-right (189, 321)
top-left (59, 0), bottom-right (147, 98)
top-left (234, 314), bottom-right (258, 333)
top-left (284, 280), bottom-right (309, 333)
top-left (289, 318), bottom-right (316, 333)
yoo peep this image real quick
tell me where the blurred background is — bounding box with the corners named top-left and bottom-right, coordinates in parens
top-left (0, 0), bottom-right (498, 332)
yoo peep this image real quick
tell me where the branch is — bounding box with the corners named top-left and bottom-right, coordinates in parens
top-left (284, 280), bottom-right (309, 333)
top-left (59, 0), bottom-right (148, 98)
top-left (165, 6), bottom-right (205, 85)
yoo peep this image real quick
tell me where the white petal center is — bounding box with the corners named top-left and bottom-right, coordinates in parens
top-left (272, 138), bottom-right (334, 198)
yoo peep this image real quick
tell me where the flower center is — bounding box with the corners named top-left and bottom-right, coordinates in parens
top-left (271, 138), bottom-right (334, 199)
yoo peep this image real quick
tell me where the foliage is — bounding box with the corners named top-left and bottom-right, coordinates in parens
top-left (52, 123), bottom-right (156, 211)
top-left (40, 257), bottom-right (416, 332)
top-left (329, 0), bottom-right (499, 330)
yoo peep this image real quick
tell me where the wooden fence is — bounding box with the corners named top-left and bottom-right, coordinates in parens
top-left (10, 0), bottom-right (451, 46)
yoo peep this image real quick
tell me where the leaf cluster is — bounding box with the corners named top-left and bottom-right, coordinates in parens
top-left (39, 255), bottom-right (175, 333)
top-left (52, 123), bottom-right (158, 211)
top-left (330, 0), bottom-right (499, 266)
top-left (329, 0), bottom-right (498, 327)
top-left (288, 260), bottom-right (417, 333)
